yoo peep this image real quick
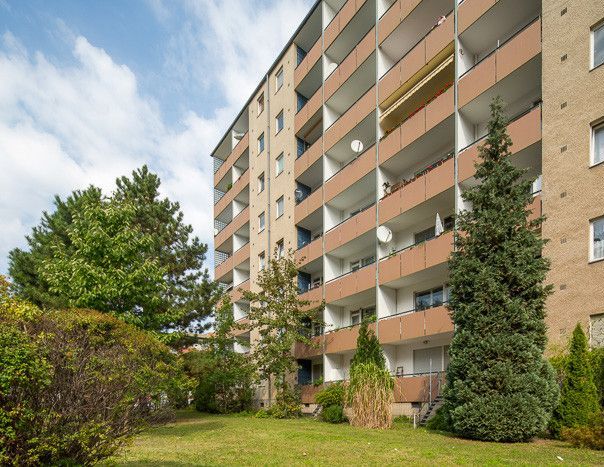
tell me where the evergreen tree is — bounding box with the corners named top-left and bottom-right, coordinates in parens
top-left (350, 317), bottom-right (385, 369)
top-left (443, 97), bottom-right (558, 442)
top-left (550, 324), bottom-right (600, 437)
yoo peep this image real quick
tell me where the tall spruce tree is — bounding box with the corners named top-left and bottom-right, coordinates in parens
top-left (550, 324), bottom-right (599, 437)
top-left (443, 97), bottom-right (558, 442)
top-left (350, 318), bottom-right (385, 369)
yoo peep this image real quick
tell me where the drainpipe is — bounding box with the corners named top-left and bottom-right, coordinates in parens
top-left (265, 73), bottom-right (272, 407)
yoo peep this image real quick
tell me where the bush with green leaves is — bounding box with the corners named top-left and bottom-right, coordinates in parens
top-left (315, 382), bottom-right (346, 408)
top-left (590, 347), bottom-right (604, 409)
top-left (321, 405), bottom-right (347, 424)
top-left (549, 324), bottom-right (600, 438)
top-left (0, 278), bottom-right (190, 466)
top-left (561, 413), bottom-right (604, 450)
top-left (267, 385), bottom-right (302, 419)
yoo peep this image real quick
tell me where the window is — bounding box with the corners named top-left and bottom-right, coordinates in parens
top-left (297, 137), bottom-right (309, 158)
top-left (296, 92), bottom-right (308, 112)
top-left (258, 172), bottom-right (265, 192)
top-left (257, 93), bottom-right (264, 115)
top-left (257, 132), bottom-right (265, 153)
top-left (275, 67), bottom-right (284, 91)
top-left (276, 196), bottom-right (284, 218)
top-left (592, 22), bottom-right (604, 69)
top-left (350, 307), bottom-right (375, 326)
top-left (275, 152), bottom-right (284, 175)
top-left (296, 45), bottom-right (307, 66)
top-left (350, 255), bottom-right (375, 272)
top-left (351, 310), bottom-right (361, 326)
top-left (415, 287), bottom-right (444, 311)
top-left (258, 211), bottom-right (265, 231)
top-left (259, 252), bottom-right (266, 271)
top-left (276, 239), bottom-right (284, 259)
top-left (592, 122), bottom-right (604, 166)
top-left (275, 110), bottom-right (284, 134)
top-left (415, 226), bottom-right (435, 244)
top-left (591, 217), bottom-right (604, 261)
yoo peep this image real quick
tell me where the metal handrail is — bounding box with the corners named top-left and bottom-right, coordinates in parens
top-left (379, 229), bottom-right (452, 261)
top-left (325, 202), bottom-right (375, 233)
top-left (380, 300), bottom-right (450, 320)
top-left (324, 143), bottom-right (376, 183)
top-left (325, 258), bottom-right (376, 284)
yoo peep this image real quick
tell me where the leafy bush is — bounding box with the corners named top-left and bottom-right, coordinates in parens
top-left (315, 382), bottom-right (346, 408)
top-left (321, 405), bottom-right (346, 423)
top-left (268, 385), bottom-right (302, 419)
top-left (0, 279), bottom-right (190, 466)
top-left (561, 413), bottom-right (604, 450)
top-left (426, 407), bottom-right (451, 432)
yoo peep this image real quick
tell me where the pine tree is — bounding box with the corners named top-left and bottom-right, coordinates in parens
top-left (443, 97), bottom-right (558, 442)
top-left (350, 317), bottom-right (385, 369)
top-left (550, 324), bottom-right (600, 437)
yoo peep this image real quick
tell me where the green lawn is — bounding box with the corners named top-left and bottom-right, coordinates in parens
top-left (107, 410), bottom-right (604, 466)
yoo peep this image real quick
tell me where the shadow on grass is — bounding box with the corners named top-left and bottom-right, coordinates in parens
top-left (147, 419), bottom-right (226, 438)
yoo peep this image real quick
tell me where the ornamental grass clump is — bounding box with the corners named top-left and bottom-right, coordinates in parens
top-left (348, 362), bottom-right (394, 429)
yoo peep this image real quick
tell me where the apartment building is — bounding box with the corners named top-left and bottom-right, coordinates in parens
top-left (212, 0), bottom-right (604, 413)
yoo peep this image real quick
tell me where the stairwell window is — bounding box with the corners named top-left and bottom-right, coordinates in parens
top-left (276, 239), bottom-right (284, 259)
top-left (258, 211), bottom-right (265, 232)
top-left (276, 196), bottom-right (284, 218)
top-left (275, 67), bottom-right (284, 91)
top-left (591, 217), bottom-right (604, 262)
top-left (257, 93), bottom-right (264, 115)
top-left (258, 172), bottom-right (265, 192)
top-left (592, 21), bottom-right (604, 69)
top-left (592, 121), bottom-right (604, 166)
top-left (275, 152), bottom-right (284, 175)
top-left (258, 132), bottom-right (265, 153)
top-left (259, 251), bottom-right (266, 271)
top-left (275, 110), bottom-right (284, 134)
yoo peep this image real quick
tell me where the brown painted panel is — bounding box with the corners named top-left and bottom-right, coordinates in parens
top-left (426, 15), bottom-right (453, 62)
top-left (324, 69), bottom-right (341, 100)
top-left (339, 0), bottom-right (356, 29)
top-left (300, 383), bottom-right (322, 403)
top-left (340, 273), bottom-right (357, 298)
top-left (324, 227), bottom-right (340, 252)
top-left (295, 336), bottom-right (323, 359)
top-left (378, 316), bottom-right (401, 344)
top-left (458, 54), bottom-right (496, 108)
top-left (401, 243), bottom-right (425, 276)
top-left (378, 0), bottom-right (401, 44)
top-left (325, 279), bottom-right (341, 303)
top-left (233, 243), bottom-right (250, 267)
top-left (300, 286), bottom-right (323, 309)
top-left (496, 19), bottom-right (541, 82)
top-left (528, 194), bottom-right (542, 222)
top-left (357, 27), bottom-right (375, 64)
top-left (379, 189), bottom-right (401, 223)
top-left (378, 126), bottom-right (401, 163)
top-left (296, 238), bottom-right (322, 266)
top-left (401, 109), bottom-right (426, 148)
top-left (425, 157), bottom-right (454, 199)
top-left (294, 106), bottom-right (308, 134)
top-left (214, 256), bottom-right (233, 281)
top-left (378, 254), bottom-right (401, 285)
top-left (508, 106), bottom-right (541, 153)
top-left (424, 305), bottom-right (453, 336)
top-left (426, 87), bottom-right (454, 131)
top-left (339, 218), bottom-right (357, 247)
top-left (324, 16), bottom-right (340, 50)
top-left (400, 0), bottom-right (421, 19)
top-left (394, 375), bottom-right (437, 402)
top-left (295, 150), bottom-right (309, 177)
top-left (213, 133), bottom-right (249, 185)
top-left (379, 64), bottom-right (401, 106)
top-left (325, 146), bottom-right (374, 202)
top-left (355, 263), bottom-right (376, 294)
top-left (458, 143), bottom-right (480, 181)
top-left (356, 86), bottom-right (376, 123)
top-left (325, 325), bottom-right (359, 353)
top-left (400, 40), bottom-right (426, 86)
top-left (339, 49), bottom-right (357, 82)
top-left (355, 205), bottom-right (376, 236)
top-left (401, 311), bottom-right (424, 340)
top-left (230, 278), bottom-right (250, 303)
top-left (400, 176), bottom-right (426, 213)
top-left (294, 189), bottom-right (321, 223)
top-left (425, 231), bottom-right (453, 269)
top-left (458, 0), bottom-right (496, 34)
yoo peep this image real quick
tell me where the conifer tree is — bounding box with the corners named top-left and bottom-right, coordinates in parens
top-left (443, 97), bottom-right (558, 442)
top-left (550, 324), bottom-right (599, 437)
top-left (350, 317), bottom-right (385, 369)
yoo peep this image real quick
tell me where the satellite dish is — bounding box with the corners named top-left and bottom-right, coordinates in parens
top-left (294, 188), bottom-right (304, 202)
top-left (377, 225), bottom-right (393, 244)
top-left (214, 228), bottom-right (219, 236)
top-left (351, 139), bottom-right (363, 154)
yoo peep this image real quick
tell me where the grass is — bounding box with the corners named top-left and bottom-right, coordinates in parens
top-left (106, 410), bottom-right (604, 466)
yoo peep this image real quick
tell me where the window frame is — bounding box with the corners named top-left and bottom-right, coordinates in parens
top-left (257, 132), bottom-right (265, 153)
top-left (591, 121), bottom-right (604, 167)
top-left (275, 67), bottom-right (284, 92)
top-left (258, 172), bottom-right (265, 193)
top-left (258, 211), bottom-right (265, 232)
top-left (259, 251), bottom-right (266, 271)
top-left (275, 110), bottom-right (284, 134)
top-left (257, 93), bottom-right (265, 115)
top-left (275, 152), bottom-right (284, 175)
top-left (590, 216), bottom-right (604, 262)
top-left (276, 239), bottom-right (284, 259)
top-left (591, 20), bottom-right (604, 70)
top-left (276, 196), bottom-right (284, 218)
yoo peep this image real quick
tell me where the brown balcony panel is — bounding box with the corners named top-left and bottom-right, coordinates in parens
top-left (295, 137), bottom-right (322, 177)
top-left (324, 86), bottom-right (376, 152)
top-left (213, 133), bottom-right (249, 186)
top-left (325, 27), bottom-right (375, 101)
top-left (459, 18), bottom-right (541, 108)
top-left (214, 256), bottom-right (233, 281)
top-left (295, 187), bottom-right (323, 222)
top-left (233, 243), bottom-right (250, 267)
top-left (378, 314), bottom-right (401, 342)
top-left (401, 242), bottom-right (426, 277)
top-left (394, 374), bottom-right (445, 403)
top-left (378, 0), bottom-right (422, 44)
top-left (425, 15), bottom-right (453, 61)
top-left (325, 146), bottom-right (375, 201)
top-left (425, 230), bottom-right (453, 269)
top-left (378, 254), bottom-right (401, 285)
top-left (458, 106), bottom-right (542, 181)
top-left (230, 278), bottom-right (250, 304)
top-left (528, 194), bottom-right (542, 223)
top-left (424, 305), bottom-right (454, 336)
top-left (378, 189), bottom-right (401, 223)
top-left (295, 337), bottom-right (323, 360)
top-left (295, 88), bottom-right (322, 133)
top-left (325, 263), bottom-right (376, 303)
top-left (425, 87), bottom-right (453, 132)
top-left (299, 286), bottom-right (323, 311)
top-left (215, 207), bottom-right (249, 248)
top-left (232, 318), bottom-right (250, 336)
top-left (326, 322), bottom-right (375, 353)
top-left (295, 237), bottom-right (323, 266)
top-left (300, 383), bottom-right (323, 404)
top-left (214, 170), bottom-right (250, 216)
top-left (458, 0), bottom-right (496, 34)
top-left (325, 206), bottom-right (376, 252)
top-left (380, 305), bottom-right (453, 345)
top-left (324, 0), bottom-right (366, 50)
top-left (295, 38), bottom-right (321, 88)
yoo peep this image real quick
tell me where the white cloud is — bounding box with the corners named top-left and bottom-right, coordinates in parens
top-left (0, 0), bottom-right (312, 276)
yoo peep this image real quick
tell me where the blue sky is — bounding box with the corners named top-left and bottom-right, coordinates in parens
top-left (0, 0), bottom-right (313, 274)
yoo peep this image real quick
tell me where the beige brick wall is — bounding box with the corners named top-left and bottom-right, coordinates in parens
top-left (542, 0), bottom-right (604, 351)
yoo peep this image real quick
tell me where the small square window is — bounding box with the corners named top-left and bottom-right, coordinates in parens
top-left (276, 239), bottom-right (284, 259)
top-left (592, 122), bottom-right (604, 166)
top-left (258, 133), bottom-right (265, 153)
top-left (593, 22), bottom-right (604, 69)
top-left (258, 172), bottom-right (265, 192)
top-left (257, 93), bottom-right (264, 115)
top-left (258, 212), bottom-right (265, 231)
top-left (591, 217), bottom-right (604, 261)
top-left (259, 251), bottom-right (266, 271)
top-left (276, 196), bottom-right (284, 218)
top-left (275, 153), bottom-right (284, 175)
top-left (275, 110), bottom-right (284, 134)
top-left (275, 67), bottom-right (284, 91)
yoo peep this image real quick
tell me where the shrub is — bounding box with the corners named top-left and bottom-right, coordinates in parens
top-left (315, 382), bottom-right (346, 408)
top-left (561, 413), bottom-right (604, 450)
top-left (426, 407), bottom-right (451, 432)
top-left (321, 405), bottom-right (346, 423)
top-left (0, 280), bottom-right (190, 466)
top-left (590, 347), bottom-right (604, 409)
top-left (268, 385), bottom-right (302, 419)
top-left (348, 362), bottom-right (394, 429)
top-left (550, 324), bottom-right (600, 438)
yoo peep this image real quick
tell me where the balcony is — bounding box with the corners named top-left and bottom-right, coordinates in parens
top-left (325, 145), bottom-right (375, 202)
top-left (296, 236), bottom-right (323, 267)
top-left (294, 336), bottom-right (324, 360)
top-left (379, 304), bottom-right (453, 344)
top-left (393, 372), bottom-right (446, 403)
top-left (325, 321), bottom-right (376, 354)
top-left (295, 186), bottom-right (322, 223)
top-left (215, 206), bottom-right (249, 250)
top-left (325, 204), bottom-right (375, 252)
top-left (295, 87), bottom-right (322, 134)
top-left (379, 152), bottom-right (453, 223)
top-left (295, 136), bottom-right (322, 178)
top-left (325, 262), bottom-right (376, 304)
top-left (324, 0), bottom-right (369, 50)
top-left (300, 383), bottom-right (324, 404)
top-left (213, 133), bottom-right (249, 186)
top-left (230, 278), bottom-right (250, 304)
top-left (295, 38), bottom-right (322, 88)
top-left (458, 104), bottom-right (542, 181)
top-left (379, 230), bottom-right (453, 286)
top-left (458, 17), bottom-right (541, 109)
top-left (214, 169), bottom-right (249, 216)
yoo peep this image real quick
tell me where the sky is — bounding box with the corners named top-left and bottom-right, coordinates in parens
top-left (0, 0), bottom-right (313, 275)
